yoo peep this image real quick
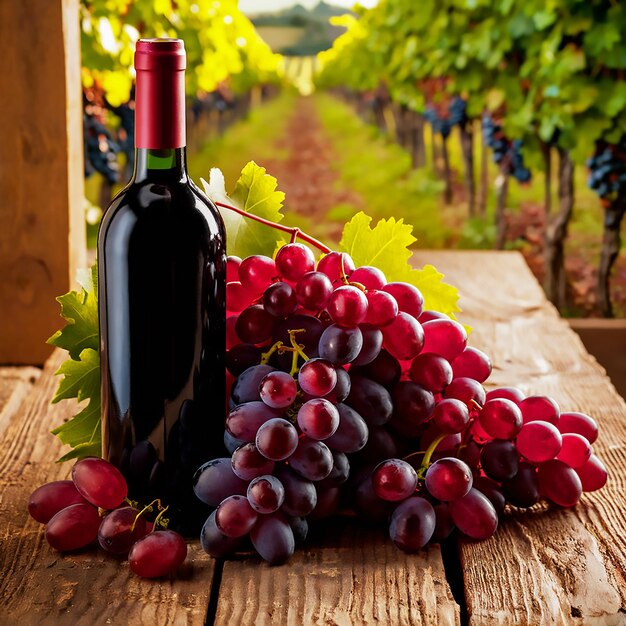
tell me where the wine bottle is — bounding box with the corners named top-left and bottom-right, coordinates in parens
top-left (98, 39), bottom-right (226, 534)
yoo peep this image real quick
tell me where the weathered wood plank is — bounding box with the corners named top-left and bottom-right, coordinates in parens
top-left (412, 250), bottom-right (626, 626)
top-left (0, 0), bottom-right (86, 365)
top-left (215, 524), bottom-right (459, 626)
top-left (0, 351), bottom-right (215, 626)
top-left (0, 366), bottom-right (41, 434)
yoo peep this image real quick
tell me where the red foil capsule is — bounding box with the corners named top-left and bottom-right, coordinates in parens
top-left (134, 38), bottom-right (186, 149)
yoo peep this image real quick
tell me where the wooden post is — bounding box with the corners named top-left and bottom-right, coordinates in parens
top-left (0, 0), bottom-right (85, 365)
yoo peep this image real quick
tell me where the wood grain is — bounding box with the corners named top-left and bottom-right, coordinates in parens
top-left (0, 351), bottom-right (215, 626)
top-left (413, 250), bottom-right (626, 626)
top-left (0, 0), bottom-right (86, 364)
top-left (215, 523), bottom-right (459, 626)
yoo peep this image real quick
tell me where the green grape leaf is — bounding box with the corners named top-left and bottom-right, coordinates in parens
top-left (339, 212), bottom-right (461, 316)
top-left (52, 347), bottom-right (100, 404)
top-left (47, 275), bottom-right (99, 360)
top-left (201, 161), bottom-right (285, 259)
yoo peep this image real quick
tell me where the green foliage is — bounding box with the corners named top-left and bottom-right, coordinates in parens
top-left (316, 0), bottom-right (626, 165)
top-left (339, 212), bottom-right (461, 316)
top-left (80, 0), bottom-right (284, 103)
top-left (201, 162), bottom-right (286, 258)
top-left (48, 266), bottom-right (101, 462)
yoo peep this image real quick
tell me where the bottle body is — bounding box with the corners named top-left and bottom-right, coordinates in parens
top-left (98, 40), bottom-right (226, 534)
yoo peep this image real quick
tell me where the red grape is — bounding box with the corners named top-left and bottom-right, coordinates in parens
top-left (448, 488), bottom-right (498, 540)
top-left (537, 460), bottom-right (582, 507)
top-left (298, 358), bottom-right (337, 396)
top-left (72, 457), bottom-right (128, 510)
top-left (556, 433), bottom-right (592, 468)
top-left (327, 285), bottom-right (368, 327)
top-left (247, 475), bottom-right (285, 514)
top-left (128, 530), bottom-right (187, 578)
top-left (485, 387), bottom-right (525, 404)
top-left (519, 395), bottom-right (560, 425)
top-left (259, 371), bottom-right (297, 409)
top-left (98, 506), bottom-right (148, 555)
top-left (364, 290), bottom-right (398, 327)
top-left (451, 347), bottom-right (492, 383)
top-left (297, 398), bottom-right (340, 440)
top-left (558, 411), bottom-right (598, 444)
top-left (45, 502), bottom-right (101, 551)
top-left (28, 480), bottom-right (88, 524)
top-left (295, 271), bottom-right (333, 310)
top-left (576, 454), bottom-right (608, 492)
top-left (425, 457), bottom-right (473, 501)
top-left (256, 418), bottom-right (299, 461)
top-left (263, 282), bottom-right (297, 317)
top-left (382, 282), bottom-right (424, 319)
top-left (372, 459), bottom-right (418, 501)
top-left (216, 495), bottom-right (258, 537)
top-left (516, 420), bottom-right (562, 463)
top-left (239, 255), bottom-right (276, 292)
top-left (381, 312), bottom-right (424, 360)
top-left (409, 352), bottom-right (453, 393)
top-left (478, 398), bottom-right (523, 440)
top-left (275, 243), bottom-right (315, 281)
top-left (316, 251), bottom-right (355, 285)
top-left (421, 319), bottom-right (468, 362)
top-left (231, 443), bottom-right (275, 481)
top-left (226, 255), bottom-right (242, 282)
top-left (350, 265), bottom-right (386, 289)
top-left (431, 398), bottom-right (470, 434)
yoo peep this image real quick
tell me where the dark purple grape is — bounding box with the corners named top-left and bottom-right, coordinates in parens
top-left (480, 440), bottom-right (519, 481)
top-left (346, 375), bottom-right (393, 426)
top-left (325, 403), bottom-right (369, 453)
top-left (231, 364), bottom-right (275, 404)
top-left (201, 511), bottom-right (244, 558)
top-left (274, 465), bottom-right (317, 517)
top-left (289, 438), bottom-right (334, 481)
top-left (351, 325), bottom-right (383, 366)
top-left (502, 463), bottom-right (539, 508)
top-left (226, 344), bottom-right (262, 376)
top-left (263, 282), bottom-right (297, 317)
top-left (193, 458), bottom-right (248, 507)
top-left (389, 382), bottom-right (435, 437)
top-left (350, 349), bottom-right (401, 388)
top-left (318, 324), bottom-right (363, 365)
top-left (473, 476), bottom-right (506, 516)
top-left (250, 513), bottom-right (295, 565)
top-left (236, 304), bottom-right (276, 344)
top-left (389, 497), bottom-right (435, 552)
top-left (98, 506), bottom-right (148, 555)
top-left (448, 488), bottom-right (498, 540)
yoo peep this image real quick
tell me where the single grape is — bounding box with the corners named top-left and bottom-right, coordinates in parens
top-left (316, 251), bottom-right (355, 286)
top-left (215, 495), bottom-right (258, 538)
top-left (200, 511), bottom-right (243, 558)
top-left (325, 403), bottom-right (369, 453)
top-left (224, 430), bottom-right (246, 454)
top-left (382, 282), bottom-right (425, 319)
top-left (537, 459), bottom-right (582, 507)
top-left (444, 377), bottom-right (486, 409)
top-left (226, 281), bottom-right (252, 313)
top-left (295, 271), bottom-right (333, 310)
top-left (288, 516), bottom-right (309, 544)
top-left (389, 381), bottom-right (435, 437)
top-left (480, 440), bottom-right (519, 481)
top-left (98, 506), bottom-right (147, 555)
top-left (28, 480), bottom-right (88, 524)
top-left (473, 476), bottom-right (506, 516)
top-left (231, 443), bottom-right (275, 481)
top-left (319, 450), bottom-right (350, 486)
top-left (289, 438), bottom-right (334, 481)
top-left (432, 503), bottom-right (455, 541)
top-left (418, 310), bottom-right (449, 323)
top-left (457, 440), bottom-right (482, 470)
top-left (355, 426), bottom-right (397, 465)
top-left (226, 343), bottom-right (262, 377)
top-left (256, 418), bottom-right (299, 461)
top-left (381, 312), bottom-right (424, 361)
top-left (247, 475), bottom-right (285, 514)
top-left (250, 513), bottom-right (295, 565)
top-left (128, 530), bottom-right (187, 578)
top-left (502, 462), bottom-right (540, 508)
top-left (239, 255), bottom-right (276, 293)
top-left (558, 411), bottom-right (598, 443)
top-left (409, 353), bottom-right (453, 393)
top-left (350, 265), bottom-right (386, 290)
top-left (259, 371), bottom-right (297, 409)
top-left (236, 305), bottom-right (275, 344)
top-left (346, 375), bottom-right (393, 426)
top-left (322, 367), bottom-right (351, 402)
top-left (231, 364), bottom-right (275, 404)
top-left (297, 398), bottom-right (340, 440)
top-left (556, 433), bottom-right (592, 468)
top-left (318, 324), bottom-right (363, 365)
top-left (45, 503), bottom-right (100, 551)
top-left (389, 497), bottom-right (436, 552)
top-left (485, 389), bottom-right (523, 407)
top-left (275, 243), bottom-right (315, 282)
top-left (226, 401), bottom-right (278, 442)
top-left (478, 398), bottom-right (523, 440)
top-left (364, 290), bottom-right (398, 327)
top-left (351, 325), bottom-right (383, 366)
top-left (309, 485), bottom-right (342, 520)
top-left (516, 420), bottom-right (562, 463)
top-left (226, 255), bottom-right (242, 282)
top-left (193, 458), bottom-right (248, 507)
top-left (327, 285), bottom-right (368, 327)
top-left (425, 457), bottom-right (473, 501)
top-left (274, 465), bottom-right (317, 517)
top-left (576, 454), bottom-right (608, 492)
top-left (372, 459), bottom-right (418, 501)
top-left (421, 319), bottom-right (468, 362)
top-left (71, 457), bottom-right (128, 510)
top-left (448, 488), bottom-right (498, 540)
top-left (430, 398), bottom-right (470, 434)
top-left (350, 349), bottom-right (401, 388)
top-left (298, 358), bottom-right (337, 396)
top-left (451, 347), bottom-right (492, 383)
top-left (263, 282), bottom-right (297, 318)
top-left (519, 395), bottom-right (560, 425)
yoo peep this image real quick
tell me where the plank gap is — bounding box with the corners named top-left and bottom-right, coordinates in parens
top-left (205, 557), bottom-right (224, 626)
top-left (441, 538), bottom-right (469, 626)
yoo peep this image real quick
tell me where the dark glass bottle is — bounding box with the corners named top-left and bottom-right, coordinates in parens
top-left (98, 39), bottom-right (226, 534)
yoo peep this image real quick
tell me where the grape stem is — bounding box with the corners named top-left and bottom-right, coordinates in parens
top-left (416, 434), bottom-right (447, 479)
top-left (214, 201), bottom-right (332, 254)
top-left (132, 498), bottom-right (164, 532)
top-left (154, 504), bottom-right (170, 529)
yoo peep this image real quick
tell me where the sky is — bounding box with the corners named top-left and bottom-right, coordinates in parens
top-left (238, 0), bottom-right (378, 13)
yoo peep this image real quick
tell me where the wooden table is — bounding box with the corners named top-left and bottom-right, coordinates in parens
top-left (1, 251), bottom-right (625, 625)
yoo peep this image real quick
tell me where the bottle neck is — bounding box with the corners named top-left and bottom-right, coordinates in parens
top-left (132, 147), bottom-right (188, 183)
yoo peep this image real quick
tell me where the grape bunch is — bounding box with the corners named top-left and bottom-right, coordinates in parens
top-left (28, 457), bottom-right (187, 578)
top-left (482, 113), bottom-right (531, 183)
top-left (587, 141), bottom-right (626, 204)
top-left (195, 243), bottom-right (608, 565)
top-left (423, 98), bottom-right (467, 138)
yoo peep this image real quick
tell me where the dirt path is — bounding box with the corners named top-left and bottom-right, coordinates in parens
top-left (264, 96), bottom-right (363, 242)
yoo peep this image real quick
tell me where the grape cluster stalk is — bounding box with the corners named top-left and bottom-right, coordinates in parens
top-left (28, 457), bottom-right (187, 578)
top-left (195, 241), bottom-right (608, 565)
